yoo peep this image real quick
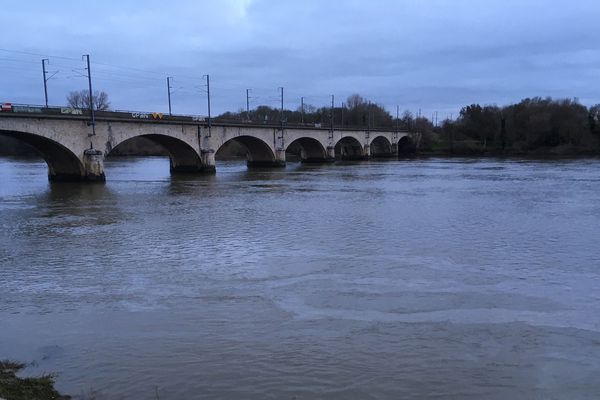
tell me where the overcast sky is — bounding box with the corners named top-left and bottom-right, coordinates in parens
top-left (1, 0), bottom-right (599, 119)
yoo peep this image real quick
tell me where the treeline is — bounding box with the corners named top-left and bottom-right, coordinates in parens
top-left (216, 93), bottom-right (433, 131)
top-left (439, 98), bottom-right (600, 155)
top-left (216, 95), bottom-right (600, 155)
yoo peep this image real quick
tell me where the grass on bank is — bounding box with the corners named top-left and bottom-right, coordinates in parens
top-left (0, 360), bottom-right (70, 400)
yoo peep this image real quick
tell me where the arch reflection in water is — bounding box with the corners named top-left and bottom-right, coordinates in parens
top-left (334, 136), bottom-right (366, 160)
top-left (370, 136), bottom-right (394, 158)
top-left (107, 134), bottom-right (205, 174)
top-left (215, 135), bottom-right (284, 168)
top-left (285, 137), bottom-right (332, 163)
top-left (0, 130), bottom-right (85, 180)
top-left (397, 136), bottom-right (416, 156)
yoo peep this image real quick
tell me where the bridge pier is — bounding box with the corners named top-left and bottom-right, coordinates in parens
top-left (276, 148), bottom-right (286, 165)
top-left (363, 144), bottom-right (371, 159)
top-left (42, 150), bottom-right (105, 182)
top-left (327, 146), bottom-right (336, 161)
top-left (199, 150), bottom-right (216, 174)
top-left (82, 149), bottom-right (105, 182)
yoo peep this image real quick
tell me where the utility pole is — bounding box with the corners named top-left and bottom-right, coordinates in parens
top-left (83, 54), bottom-right (95, 137)
top-left (301, 96), bottom-right (304, 124)
top-left (42, 59), bottom-right (49, 107)
top-left (204, 74), bottom-right (211, 137)
top-left (246, 89), bottom-right (251, 121)
top-left (279, 87), bottom-right (284, 129)
top-left (396, 105), bottom-right (400, 132)
top-left (167, 77), bottom-right (173, 115)
top-left (341, 102), bottom-right (345, 127)
top-left (330, 94), bottom-right (334, 130)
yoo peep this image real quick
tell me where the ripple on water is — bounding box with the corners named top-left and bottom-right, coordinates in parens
top-left (1, 157), bottom-right (600, 399)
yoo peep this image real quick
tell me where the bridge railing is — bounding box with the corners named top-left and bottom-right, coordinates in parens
top-left (1, 102), bottom-right (409, 132)
top-left (0, 102), bottom-right (208, 122)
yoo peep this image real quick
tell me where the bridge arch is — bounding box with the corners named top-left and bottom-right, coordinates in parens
top-left (334, 136), bottom-right (365, 160)
top-left (216, 135), bottom-right (281, 167)
top-left (397, 135), bottom-right (416, 155)
top-left (370, 136), bottom-right (394, 158)
top-left (107, 134), bottom-right (204, 173)
top-left (285, 137), bottom-right (329, 163)
top-left (0, 129), bottom-right (86, 181)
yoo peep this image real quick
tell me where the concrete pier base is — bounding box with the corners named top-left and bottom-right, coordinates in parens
top-left (327, 146), bottom-right (336, 160)
top-left (200, 149), bottom-right (216, 173)
top-left (82, 149), bottom-right (106, 182)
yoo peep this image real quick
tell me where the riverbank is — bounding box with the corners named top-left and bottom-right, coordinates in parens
top-left (0, 361), bottom-right (69, 400)
top-left (418, 138), bottom-right (600, 158)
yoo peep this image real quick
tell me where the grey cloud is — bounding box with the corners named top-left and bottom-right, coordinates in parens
top-left (1, 0), bottom-right (599, 117)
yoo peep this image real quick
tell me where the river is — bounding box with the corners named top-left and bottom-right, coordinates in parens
top-left (1, 156), bottom-right (600, 399)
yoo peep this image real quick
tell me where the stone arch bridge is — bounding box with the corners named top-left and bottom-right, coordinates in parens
top-left (0, 110), bottom-right (414, 182)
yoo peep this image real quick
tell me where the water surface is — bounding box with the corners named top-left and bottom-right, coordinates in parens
top-left (1, 156), bottom-right (600, 399)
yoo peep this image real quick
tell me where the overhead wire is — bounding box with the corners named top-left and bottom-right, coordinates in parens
top-left (0, 48), bottom-right (81, 61)
top-left (0, 48), bottom-right (381, 114)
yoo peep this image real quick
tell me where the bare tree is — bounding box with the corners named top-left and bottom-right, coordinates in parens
top-left (346, 94), bottom-right (366, 110)
top-left (66, 90), bottom-right (110, 111)
top-left (401, 110), bottom-right (414, 131)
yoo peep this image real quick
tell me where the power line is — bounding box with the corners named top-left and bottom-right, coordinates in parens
top-left (0, 48), bottom-right (80, 61)
top-left (0, 48), bottom-right (210, 82)
top-left (1, 48), bottom-right (430, 118)
top-left (0, 57), bottom-right (42, 64)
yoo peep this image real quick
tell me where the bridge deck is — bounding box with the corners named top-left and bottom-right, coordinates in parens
top-left (0, 104), bottom-right (401, 133)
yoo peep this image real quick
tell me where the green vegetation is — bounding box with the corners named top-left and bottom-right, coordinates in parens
top-left (437, 98), bottom-right (600, 155)
top-left (0, 360), bottom-right (70, 400)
